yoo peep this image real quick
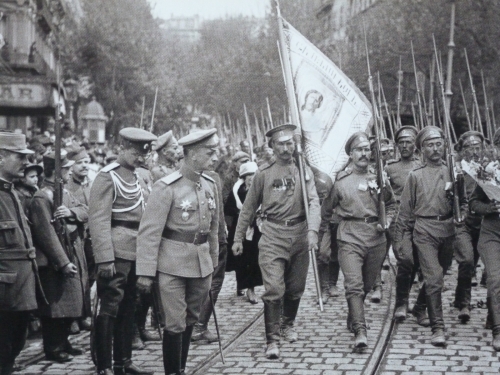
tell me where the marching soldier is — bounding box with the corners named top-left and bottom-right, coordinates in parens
top-left (0, 133), bottom-right (38, 375)
top-left (396, 126), bottom-right (467, 346)
top-left (321, 132), bottom-right (395, 348)
top-left (232, 124), bottom-right (320, 359)
top-left (469, 128), bottom-right (500, 351)
top-left (387, 126), bottom-right (428, 325)
top-left (453, 131), bottom-right (484, 323)
top-left (150, 130), bottom-right (182, 182)
top-left (89, 128), bottom-right (156, 375)
top-left (135, 129), bottom-right (220, 375)
top-left (29, 150), bottom-right (88, 362)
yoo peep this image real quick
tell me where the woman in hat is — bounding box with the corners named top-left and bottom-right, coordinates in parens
top-left (226, 161), bottom-right (263, 303)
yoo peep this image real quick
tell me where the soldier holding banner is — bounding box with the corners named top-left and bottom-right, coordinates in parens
top-left (232, 124), bottom-right (320, 359)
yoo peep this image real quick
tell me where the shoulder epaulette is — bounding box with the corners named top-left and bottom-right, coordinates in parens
top-left (201, 173), bottom-right (215, 183)
top-left (259, 159), bottom-right (275, 171)
top-left (100, 162), bottom-right (120, 173)
top-left (413, 163), bottom-right (426, 171)
top-left (336, 169), bottom-right (352, 181)
top-left (160, 170), bottom-right (182, 185)
top-left (386, 158), bottom-right (400, 165)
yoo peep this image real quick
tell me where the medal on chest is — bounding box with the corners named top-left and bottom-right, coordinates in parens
top-left (180, 199), bottom-right (193, 221)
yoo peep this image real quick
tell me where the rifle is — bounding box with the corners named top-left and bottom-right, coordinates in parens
top-left (458, 79), bottom-right (472, 131)
top-left (411, 40), bottom-right (425, 128)
top-left (464, 49), bottom-right (483, 135)
top-left (481, 71), bottom-right (493, 141)
top-left (363, 23), bottom-right (387, 230)
top-left (433, 35), bottom-right (462, 224)
top-left (149, 87), bottom-right (158, 133)
top-left (396, 56), bottom-right (403, 128)
top-left (53, 65), bottom-right (74, 263)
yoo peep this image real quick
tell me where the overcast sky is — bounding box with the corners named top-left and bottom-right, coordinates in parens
top-left (148, 0), bottom-right (270, 20)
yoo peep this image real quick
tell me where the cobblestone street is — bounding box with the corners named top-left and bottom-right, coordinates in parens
top-left (13, 252), bottom-right (494, 375)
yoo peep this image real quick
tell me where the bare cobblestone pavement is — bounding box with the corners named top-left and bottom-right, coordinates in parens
top-left (13, 251), bottom-right (494, 375)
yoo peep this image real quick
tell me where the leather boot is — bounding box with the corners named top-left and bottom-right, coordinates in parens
top-left (263, 300), bottom-right (281, 359)
top-left (318, 263), bottom-right (330, 304)
top-left (354, 328), bottom-right (367, 348)
top-left (426, 293), bottom-right (446, 347)
top-left (114, 319), bottom-right (152, 375)
top-left (394, 264), bottom-right (413, 322)
top-left (411, 286), bottom-right (430, 327)
top-left (139, 326), bottom-right (161, 342)
top-left (163, 331), bottom-right (182, 375)
top-left (347, 296), bottom-right (366, 340)
top-left (486, 297), bottom-right (493, 329)
top-left (180, 325), bottom-right (194, 373)
top-left (95, 315), bottom-right (114, 373)
top-left (492, 325), bottom-right (500, 351)
top-left (281, 298), bottom-right (301, 343)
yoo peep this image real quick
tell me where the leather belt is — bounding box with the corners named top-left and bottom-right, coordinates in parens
top-left (343, 216), bottom-right (379, 223)
top-left (162, 229), bottom-right (208, 245)
top-left (265, 216), bottom-right (306, 227)
top-left (417, 213), bottom-right (453, 221)
top-left (111, 220), bottom-right (140, 231)
top-left (0, 248), bottom-right (36, 261)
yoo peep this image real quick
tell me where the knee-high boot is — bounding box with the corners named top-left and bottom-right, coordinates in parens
top-left (347, 296), bottom-right (366, 348)
top-left (180, 325), bottom-right (194, 373)
top-left (95, 315), bottom-right (114, 374)
top-left (281, 298), bottom-right (301, 342)
top-left (162, 331), bottom-right (182, 375)
top-left (426, 293), bottom-right (446, 346)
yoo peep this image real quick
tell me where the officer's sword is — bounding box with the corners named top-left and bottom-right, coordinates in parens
top-left (209, 290), bottom-right (225, 364)
top-left (150, 280), bottom-right (163, 340)
top-left (90, 291), bottom-right (99, 365)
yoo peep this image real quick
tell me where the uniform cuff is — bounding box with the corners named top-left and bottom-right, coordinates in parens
top-left (136, 261), bottom-right (158, 277)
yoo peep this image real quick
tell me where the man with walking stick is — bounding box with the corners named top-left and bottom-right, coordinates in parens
top-left (136, 129), bottom-right (220, 375)
top-left (232, 124), bottom-right (320, 359)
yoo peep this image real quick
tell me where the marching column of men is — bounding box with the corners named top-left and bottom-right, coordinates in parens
top-left (4, 118), bottom-right (500, 375)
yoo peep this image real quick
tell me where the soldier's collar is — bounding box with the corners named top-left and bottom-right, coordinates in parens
top-left (0, 177), bottom-right (13, 191)
top-left (179, 163), bottom-right (201, 182)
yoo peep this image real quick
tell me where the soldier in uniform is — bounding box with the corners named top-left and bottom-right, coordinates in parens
top-left (321, 132), bottom-right (395, 348)
top-left (150, 130), bottom-right (181, 183)
top-left (386, 126), bottom-right (428, 325)
top-left (0, 133), bottom-right (38, 375)
top-left (89, 128), bottom-right (156, 375)
top-left (396, 126), bottom-right (467, 346)
top-left (135, 129), bottom-right (220, 375)
top-left (453, 131), bottom-right (484, 323)
top-left (469, 128), bottom-right (500, 351)
top-left (29, 150), bottom-right (88, 362)
top-left (66, 145), bottom-right (93, 331)
top-left (232, 124), bottom-right (320, 359)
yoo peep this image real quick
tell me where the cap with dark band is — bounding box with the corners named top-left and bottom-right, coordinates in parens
top-left (415, 126), bottom-right (444, 150)
top-left (458, 130), bottom-right (483, 150)
top-left (66, 144), bottom-right (90, 161)
top-left (119, 127), bottom-right (157, 154)
top-left (345, 132), bottom-right (370, 154)
top-left (265, 124), bottom-right (297, 142)
top-left (178, 128), bottom-right (218, 150)
top-left (395, 126), bottom-right (418, 142)
top-left (154, 130), bottom-right (177, 152)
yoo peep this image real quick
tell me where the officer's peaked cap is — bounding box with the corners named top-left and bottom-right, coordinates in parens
top-left (415, 126), bottom-right (443, 150)
top-left (178, 128), bottom-right (218, 149)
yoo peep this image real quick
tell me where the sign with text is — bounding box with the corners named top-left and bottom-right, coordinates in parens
top-left (0, 83), bottom-right (50, 108)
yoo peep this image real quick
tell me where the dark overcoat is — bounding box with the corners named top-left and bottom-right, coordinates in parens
top-left (29, 181), bottom-right (87, 318)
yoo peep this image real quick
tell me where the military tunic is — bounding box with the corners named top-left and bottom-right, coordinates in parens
top-left (233, 159), bottom-right (320, 302)
top-left (0, 178), bottom-right (38, 368)
top-left (470, 184), bottom-right (500, 326)
top-left (321, 168), bottom-right (395, 300)
top-left (150, 164), bottom-right (176, 183)
top-left (136, 163), bottom-right (219, 332)
top-left (396, 162), bottom-right (467, 332)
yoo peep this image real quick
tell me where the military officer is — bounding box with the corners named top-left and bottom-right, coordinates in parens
top-left (321, 132), bottom-right (396, 348)
top-left (453, 131), bottom-right (484, 323)
top-left (396, 126), bottom-right (467, 346)
top-left (386, 126), bottom-right (428, 325)
top-left (150, 130), bottom-right (182, 182)
top-left (232, 124), bottom-right (320, 359)
top-left (0, 132), bottom-right (38, 375)
top-left (469, 128), bottom-right (500, 351)
top-left (135, 128), bottom-right (219, 375)
top-left (89, 127), bottom-right (156, 375)
top-left (29, 150), bottom-right (88, 362)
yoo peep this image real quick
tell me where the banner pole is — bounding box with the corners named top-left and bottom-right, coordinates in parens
top-left (276, 1), bottom-right (323, 312)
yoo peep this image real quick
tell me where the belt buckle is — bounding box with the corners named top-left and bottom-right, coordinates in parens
top-left (364, 217), bottom-right (370, 223)
top-left (436, 215), bottom-right (442, 221)
top-left (193, 232), bottom-right (200, 244)
top-left (284, 219), bottom-right (290, 226)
